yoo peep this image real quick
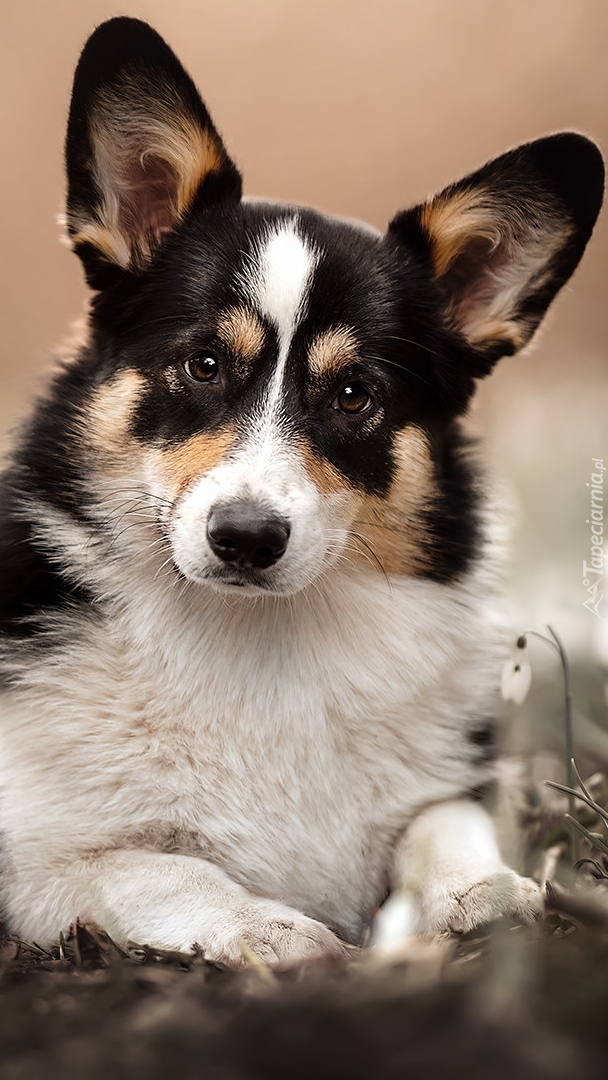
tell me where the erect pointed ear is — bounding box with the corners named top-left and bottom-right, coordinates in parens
top-left (65, 18), bottom-right (242, 289)
top-left (388, 134), bottom-right (604, 376)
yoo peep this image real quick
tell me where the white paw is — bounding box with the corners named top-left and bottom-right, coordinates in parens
top-left (373, 870), bottom-right (542, 952)
top-left (417, 869), bottom-right (543, 935)
top-left (201, 898), bottom-right (349, 968)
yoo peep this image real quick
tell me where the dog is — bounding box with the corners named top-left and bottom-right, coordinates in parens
top-left (0, 17), bottom-right (603, 965)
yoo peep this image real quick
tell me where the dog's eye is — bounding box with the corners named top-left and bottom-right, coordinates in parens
top-left (183, 355), bottom-right (219, 383)
top-left (333, 382), bottom-right (372, 414)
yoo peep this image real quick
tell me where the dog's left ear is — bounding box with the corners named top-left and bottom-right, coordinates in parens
top-left (388, 134), bottom-right (604, 375)
top-left (65, 18), bottom-right (242, 289)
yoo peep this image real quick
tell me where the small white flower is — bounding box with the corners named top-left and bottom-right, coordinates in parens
top-left (501, 635), bottom-right (532, 705)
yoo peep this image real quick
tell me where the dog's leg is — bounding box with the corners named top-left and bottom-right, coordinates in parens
top-left (373, 799), bottom-right (543, 950)
top-left (17, 850), bottom-right (347, 966)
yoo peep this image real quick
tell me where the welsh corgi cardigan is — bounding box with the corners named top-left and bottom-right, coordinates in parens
top-left (0, 18), bottom-right (603, 965)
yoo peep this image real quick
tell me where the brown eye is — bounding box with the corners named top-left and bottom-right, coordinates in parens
top-left (333, 382), bottom-right (372, 414)
top-left (183, 355), bottom-right (219, 382)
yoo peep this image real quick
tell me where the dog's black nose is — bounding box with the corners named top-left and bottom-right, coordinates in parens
top-left (207, 503), bottom-right (291, 570)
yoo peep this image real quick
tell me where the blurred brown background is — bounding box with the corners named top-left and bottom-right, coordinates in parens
top-left (1, 0), bottom-right (607, 737)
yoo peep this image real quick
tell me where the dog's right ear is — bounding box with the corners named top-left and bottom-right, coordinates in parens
top-left (65, 18), bottom-right (242, 289)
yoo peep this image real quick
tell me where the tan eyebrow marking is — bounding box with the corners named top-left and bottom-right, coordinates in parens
top-left (216, 306), bottom-right (266, 362)
top-left (307, 326), bottom-right (359, 377)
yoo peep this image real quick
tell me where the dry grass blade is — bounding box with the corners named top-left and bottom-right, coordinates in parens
top-left (17, 940), bottom-right (52, 957)
top-left (563, 814), bottom-right (608, 857)
top-left (545, 880), bottom-right (608, 927)
top-left (237, 937), bottom-right (278, 983)
top-left (573, 857), bottom-right (608, 879)
top-left (545, 779), bottom-right (608, 829)
top-left (570, 759), bottom-right (594, 803)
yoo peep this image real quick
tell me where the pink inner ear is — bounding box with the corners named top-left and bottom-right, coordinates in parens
top-left (440, 231), bottom-right (520, 341)
top-left (439, 232), bottom-right (511, 333)
top-left (120, 154), bottom-right (182, 253)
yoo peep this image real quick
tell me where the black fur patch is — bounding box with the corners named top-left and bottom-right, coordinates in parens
top-left (468, 720), bottom-right (498, 766)
top-left (469, 781), bottom-right (498, 804)
top-left (0, 480), bottom-right (94, 643)
top-left (462, 721), bottom-right (499, 802)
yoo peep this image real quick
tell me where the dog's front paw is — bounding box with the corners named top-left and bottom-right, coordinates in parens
top-left (203, 898), bottom-right (349, 968)
top-left (373, 869), bottom-right (542, 952)
top-left (418, 869), bottom-right (543, 935)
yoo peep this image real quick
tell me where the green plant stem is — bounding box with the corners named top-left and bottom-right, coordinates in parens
top-left (546, 624), bottom-right (577, 862)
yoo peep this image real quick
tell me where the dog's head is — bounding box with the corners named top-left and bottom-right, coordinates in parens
top-left (59, 18), bottom-right (603, 596)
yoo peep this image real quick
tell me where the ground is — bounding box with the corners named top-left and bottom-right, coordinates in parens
top-left (3, 788), bottom-right (608, 1078)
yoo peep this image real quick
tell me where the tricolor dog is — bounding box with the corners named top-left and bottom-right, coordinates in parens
top-left (0, 18), bottom-right (603, 964)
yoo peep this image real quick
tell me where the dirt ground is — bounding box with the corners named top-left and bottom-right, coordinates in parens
top-left (3, 781), bottom-right (608, 1080)
top-left (2, 893), bottom-right (608, 1080)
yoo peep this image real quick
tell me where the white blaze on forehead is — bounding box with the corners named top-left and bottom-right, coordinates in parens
top-left (235, 219), bottom-right (319, 462)
top-left (246, 220), bottom-right (318, 356)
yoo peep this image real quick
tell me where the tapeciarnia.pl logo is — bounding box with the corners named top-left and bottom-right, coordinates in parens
top-left (583, 457), bottom-right (605, 619)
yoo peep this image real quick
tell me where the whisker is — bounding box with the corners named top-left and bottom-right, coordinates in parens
top-left (363, 351), bottom-right (450, 406)
top-left (348, 530), bottom-right (393, 591)
top-left (352, 517), bottom-right (413, 537)
top-left (95, 487), bottom-right (172, 509)
top-left (153, 554), bottom-right (178, 582)
top-left (120, 312), bottom-right (198, 335)
top-left (381, 333), bottom-right (442, 359)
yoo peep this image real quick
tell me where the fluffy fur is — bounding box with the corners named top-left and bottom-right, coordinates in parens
top-left (0, 18), bottom-right (603, 964)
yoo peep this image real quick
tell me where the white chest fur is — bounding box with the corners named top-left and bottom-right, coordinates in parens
top-left (0, 563), bottom-right (504, 939)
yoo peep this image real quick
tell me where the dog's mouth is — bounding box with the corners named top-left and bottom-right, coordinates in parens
top-left (201, 565), bottom-right (276, 594)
